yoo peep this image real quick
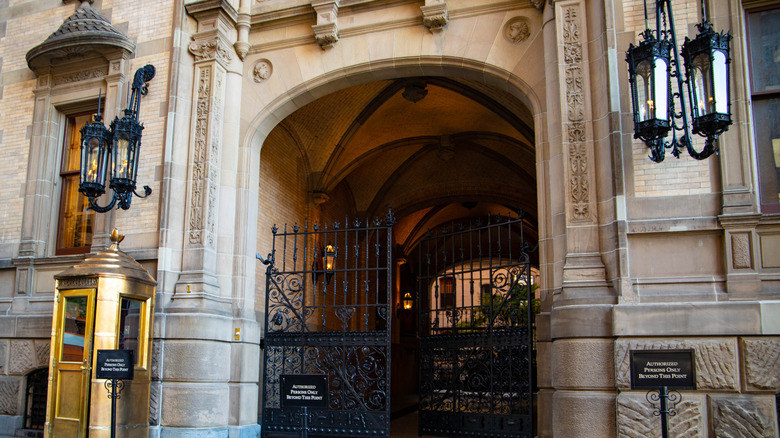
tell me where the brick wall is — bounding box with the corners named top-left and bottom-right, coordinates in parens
top-left (623, 0), bottom-right (713, 197)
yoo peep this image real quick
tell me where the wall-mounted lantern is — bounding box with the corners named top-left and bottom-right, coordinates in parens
top-left (402, 292), bottom-right (414, 310)
top-left (79, 65), bottom-right (156, 212)
top-left (626, 0), bottom-right (731, 162)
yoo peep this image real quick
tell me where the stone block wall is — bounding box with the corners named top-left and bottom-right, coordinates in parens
top-left (614, 337), bottom-right (780, 437)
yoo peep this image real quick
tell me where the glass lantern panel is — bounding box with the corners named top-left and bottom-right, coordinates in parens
top-left (118, 298), bottom-right (143, 365)
top-left (83, 137), bottom-right (102, 184)
top-left (636, 61), bottom-right (652, 122)
top-left (712, 50), bottom-right (728, 114)
top-left (692, 54), bottom-right (711, 117)
top-left (653, 57), bottom-right (669, 120)
top-left (113, 136), bottom-right (130, 179)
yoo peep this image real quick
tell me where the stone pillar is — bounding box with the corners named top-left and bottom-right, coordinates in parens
top-left (173, 7), bottom-right (234, 310)
top-left (555, 0), bottom-right (612, 307)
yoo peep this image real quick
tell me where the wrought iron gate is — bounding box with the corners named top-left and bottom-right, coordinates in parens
top-left (260, 210), bottom-right (394, 437)
top-left (418, 213), bottom-right (535, 437)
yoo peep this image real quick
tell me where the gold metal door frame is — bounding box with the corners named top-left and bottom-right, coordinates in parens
top-left (46, 288), bottom-right (96, 438)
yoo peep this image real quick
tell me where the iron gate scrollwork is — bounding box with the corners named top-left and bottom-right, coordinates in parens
top-left (260, 209), bottom-right (395, 437)
top-left (418, 213), bottom-right (535, 438)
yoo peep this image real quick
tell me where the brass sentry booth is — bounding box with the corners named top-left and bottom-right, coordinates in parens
top-left (46, 230), bottom-right (156, 437)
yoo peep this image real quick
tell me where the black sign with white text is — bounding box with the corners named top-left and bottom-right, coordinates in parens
top-left (280, 374), bottom-right (329, 408)
top-left (630, 349), bottom-right (695, 389)
top-left (95, 349), bottom-right (134, 380)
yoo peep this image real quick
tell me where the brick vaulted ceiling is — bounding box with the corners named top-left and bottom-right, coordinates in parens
top-left (266, 77), bottom-right (538, 256)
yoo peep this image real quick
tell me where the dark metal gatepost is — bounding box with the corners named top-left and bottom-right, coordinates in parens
top-left (260, 208), bottom-right (395, 437)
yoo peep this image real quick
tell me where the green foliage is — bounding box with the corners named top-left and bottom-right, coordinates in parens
top-left (456, 282), bottom-right (540, 331)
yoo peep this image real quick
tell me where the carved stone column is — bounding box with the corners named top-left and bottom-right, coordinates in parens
top-left (312, 0), bottom-right (340, 49)
top-left (555, 1), bottom-right (611, 306)
top-left (173, 7), bottom-right (234, 310)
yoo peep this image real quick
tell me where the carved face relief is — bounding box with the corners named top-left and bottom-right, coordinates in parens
top-left (506, 18), bottom-right (530, 44)
top-left (253, 60), bottom-right (272, 83)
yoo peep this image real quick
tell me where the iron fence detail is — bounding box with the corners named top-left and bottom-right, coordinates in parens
top-left (418, 213), bottom-right (535, 438)
top-left (261, 209), bottom-right (395, 437)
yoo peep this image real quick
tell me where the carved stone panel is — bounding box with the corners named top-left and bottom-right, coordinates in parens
top-left (731, 233), bottom-right (752, 269)
top-left (614, 338), bottom-right (738, 390)
top-left (711, 395), bottom-right (777, 438)
top-left (617, 392), bottom-right (706, 437)
top-left (187, 63), bottom-right (225, 248)
top-left (505, 17), bottom-right (531, 44)
top-left (8, 340), bottom-right (36, 376)
top-left (34, 340), bottom-right (50, 368)
top-left (0, 379), bottom-right (20, 415)
top-left (742, 337), bottom-right (780, 391)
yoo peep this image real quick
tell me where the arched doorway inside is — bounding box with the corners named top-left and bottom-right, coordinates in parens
top-left (256, 73), bottom-right (539, 437)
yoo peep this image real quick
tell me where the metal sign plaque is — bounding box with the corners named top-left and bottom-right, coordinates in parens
top-left (630, 349), bottom-right (696, 389)
top-left (95, 350), bottom-right (134, 380)
top-left (280, 375), bottom-right (329, 408)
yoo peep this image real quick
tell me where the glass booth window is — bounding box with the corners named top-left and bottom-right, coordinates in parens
top-left (61, 296), bottom-right (88, 362)
top-left (118, 298), bottom-right (142, 365)
top-left (57, 113), bottom-right (95, 255)
top-left (747, 7), bottom-right (780, 213)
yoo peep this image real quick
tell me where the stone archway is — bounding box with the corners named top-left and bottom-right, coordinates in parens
top-left (248, 60), bottom-right (547, 436)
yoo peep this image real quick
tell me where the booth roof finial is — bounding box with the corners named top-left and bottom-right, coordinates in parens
top-left (109, 229), bottom-right (125, 250)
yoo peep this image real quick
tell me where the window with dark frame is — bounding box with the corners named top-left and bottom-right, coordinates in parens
top-left (56, 112), bottom-right (96, 255)
top-left (439, 277), bottom-right (455, 308)
top-left (747, 6), bottom-right (780, 213)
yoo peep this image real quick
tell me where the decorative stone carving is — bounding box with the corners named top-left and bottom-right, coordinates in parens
top-left (53, 68), bottom-right (106, 86)
top-left (402, 80), bottom-right (428, 103)
top-left (189, 67), bottom-right (210, 244)
top-left (188, 64), bottom-right (224, 248)
top-left (531, 0), bottom-right (545, 11)
top-left (59, 276), bottom-right (97, 289)
top-left (437, 135), bottom-right (455, 162)
top-left (253, 60), bottom-right (272, 83)
top-left (0, 380), bottom-right (20, 415)
top-left (562, 6), bottom-right (590, 221)
top-left (743, 338), bottom-right (780, 390)
top-left (151, 340), bottom-right (162, 380)
top-left (615, 339), bottom-right (738, 390)
top-left (311, 192), bottom-right (330, 206)
top-left (9, 341), bottom-right (36, 375)
top-left (505, 18), bottom-right (530, 43)
top-left (617, 393), bottom-right (704, 437)
top-left (34, 341), bottom-right (50, 368)
top-left (731, 233), bottom-right (752, 269)
top-left (0, 342), bottom-right (7, 374)
top-left (711, 397), bottom-right (777, 437)
top-left (149, 381), bottom-right (161, 425)
top-left (421, 2), bottom-right (448, 32)
top-left (312, 0), bottom-right (340, 49)
top-left (188, 38), bottom-right (233, 67)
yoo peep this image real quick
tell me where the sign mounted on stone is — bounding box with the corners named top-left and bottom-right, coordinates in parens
top-left (630, 349), bottom-right (696, 390)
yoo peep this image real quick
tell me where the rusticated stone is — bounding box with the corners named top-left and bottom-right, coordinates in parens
top-left (615, 338), bottom-right (738, 390)
top-left (742, 337), bottom-right (780, 390)
top-left (616, 392), bottom-right (705, 437)
top-left (149, 381), bottom-right (161, 425)
top-left (151, 340), bottom-right (162, 381)
top-left (0, 379), bottom-right (19, 415)
top-left (0, 341), bottom-right (8, 375)
top-left (34, 340), bottom-right (50, 368)
top-left (711, 395), bottom-right (777, 437)
top-left (8, 341), bottom-right (36, 375)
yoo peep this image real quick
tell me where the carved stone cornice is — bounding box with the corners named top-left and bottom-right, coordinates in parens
top-left (188, 37), bottom-right (234, 67)
top-left (313, 22), bottom-right (339, 49)
top-left (421, 2), bottom-right (449, 32)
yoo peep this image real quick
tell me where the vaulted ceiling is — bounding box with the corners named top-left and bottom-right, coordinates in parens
top-left (265, 76), bottom-right (538, 258)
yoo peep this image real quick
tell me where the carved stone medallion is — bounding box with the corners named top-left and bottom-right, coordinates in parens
top-left (253, 60), bottom-right (272, 83)
top-left (506, 17), bottom-right (531, 44)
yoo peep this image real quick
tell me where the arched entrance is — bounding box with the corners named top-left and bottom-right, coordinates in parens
top-left (253, 67), bottom-right (541, 437)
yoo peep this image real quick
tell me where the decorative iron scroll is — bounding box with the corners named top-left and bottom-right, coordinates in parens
top-left (261, 209), bottom-right (395, 437)
top-left (418, 213), bottom-right (535, 438)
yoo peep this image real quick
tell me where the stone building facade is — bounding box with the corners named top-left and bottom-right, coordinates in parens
top-left (0, 0), bottom-right (778, 436)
